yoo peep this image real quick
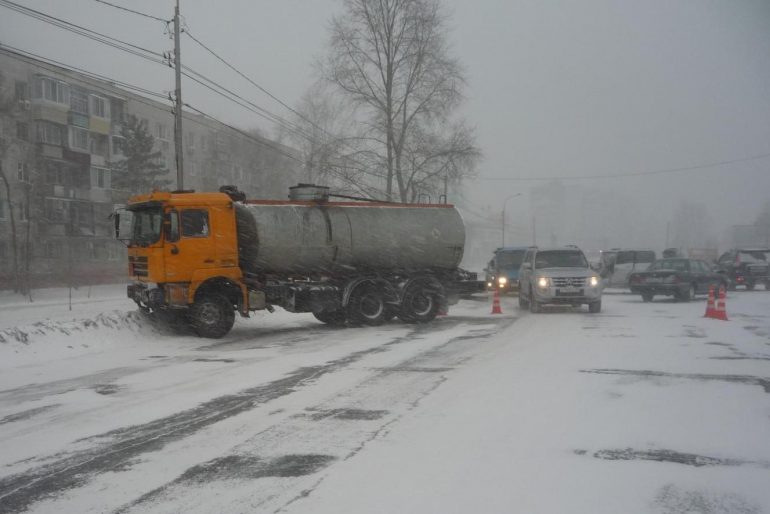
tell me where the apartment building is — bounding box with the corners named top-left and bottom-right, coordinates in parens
top-left (0, 47), bottom-right (301, 289)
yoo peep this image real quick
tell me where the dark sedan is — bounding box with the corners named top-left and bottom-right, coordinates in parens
top-left (629, 258), bottom-right (728, 302)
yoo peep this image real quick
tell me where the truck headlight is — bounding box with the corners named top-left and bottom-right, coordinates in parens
top-left (588, 275), bottom-right (600, 287)
top-left (537, 277), bottom-right (550, 288)
top-left (498, 277), bottom-right (508, 285)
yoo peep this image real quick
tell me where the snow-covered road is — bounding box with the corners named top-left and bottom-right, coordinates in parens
top-left (1, 288), bottom-right (769, 513)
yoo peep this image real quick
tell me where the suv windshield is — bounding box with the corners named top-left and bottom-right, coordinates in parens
top-left (497, 250), bottom-right (525, 269)
top-left (535, 250), bottom-right (587, 269)
top-left (128, 207), bottom-right (163, 246)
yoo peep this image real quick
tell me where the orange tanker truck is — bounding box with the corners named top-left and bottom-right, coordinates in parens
top-left (115, 184), bottom-right (484, 338)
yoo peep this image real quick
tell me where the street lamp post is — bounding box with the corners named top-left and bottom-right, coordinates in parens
top-left (501, 193), bottom-right (522, 247)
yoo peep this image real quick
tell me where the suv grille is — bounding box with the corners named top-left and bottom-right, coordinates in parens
top-left (129, 255), bottom-right (148, 277)
top-left (552, 277), bottom-right (585, 288)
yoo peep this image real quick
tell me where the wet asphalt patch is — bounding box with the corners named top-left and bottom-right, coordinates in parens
top-left (116, 454), bottom-right (336, 513)
top-left (376, 366), bottom-right (454, 373)
top-left (579, 448), bottom-right (770, 469)
top-left (0, 405), bottom-right (59, 426)
top-left (654, 484), bottom-right (761, 514)
top-left (180, 454), bottom-right (335, 482)
top-left (581, 368), bottom-right (770, 393)
top-left (93, 384), bottom-right (122, 395)
top-left (307, 408), bottom-right (389, 421)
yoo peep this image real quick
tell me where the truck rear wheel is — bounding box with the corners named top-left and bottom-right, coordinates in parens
top-left (398, 284), bottom-right (440, 323)
top-left (188, 294), bottom-right (235, 338)
top-left (313, 310), bottom-right (347, 326)
top-left (347, 285), bottom-right (387, 326)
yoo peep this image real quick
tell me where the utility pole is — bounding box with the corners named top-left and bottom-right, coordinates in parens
top-left (173, 0), bottom-right (184, 190)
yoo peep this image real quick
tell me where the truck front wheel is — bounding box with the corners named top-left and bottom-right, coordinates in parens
top-left (188, 294), bottom-right (235, 338)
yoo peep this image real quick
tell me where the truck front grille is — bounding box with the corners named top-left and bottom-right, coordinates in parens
top-left (129, 255), bottom-right (149, 277)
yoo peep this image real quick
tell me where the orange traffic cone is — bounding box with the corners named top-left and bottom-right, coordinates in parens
top-left (704, 285), bottom-right (717, 318)
top-left (712, 286), bottom-right (728, 321)
top-left (491, 287), bottom-right (502, 314)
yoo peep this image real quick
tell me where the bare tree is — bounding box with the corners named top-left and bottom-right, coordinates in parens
top-left (0, 72), bottom-right (22, 292)
top-left (322, 0), bottom-right (479, 202)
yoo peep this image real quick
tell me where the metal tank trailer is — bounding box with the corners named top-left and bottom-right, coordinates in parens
top-left (231, 184), bottom-right (481, 327)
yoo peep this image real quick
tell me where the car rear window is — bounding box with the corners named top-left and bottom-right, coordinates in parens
top-left (648, 259), bottom-right (689, 272)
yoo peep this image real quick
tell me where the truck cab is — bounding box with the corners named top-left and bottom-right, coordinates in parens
top-left (484, 246), bottom-right (528, 293)
top-left (119, 190), bottom-right (247, 337)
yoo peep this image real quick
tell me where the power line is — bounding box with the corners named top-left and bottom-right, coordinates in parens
top-left (0, 44), bottom-right (168, 101)
top-left (479, 152), bottom-right (770, 182)
top-left (182, 103), bottom-right (303, 164)
top-left (183, 29), bottom-right (326, 138)
top-left (0, 0), bottom-right (165, 63)
top-left (93, 0), bottom-right (168, 23)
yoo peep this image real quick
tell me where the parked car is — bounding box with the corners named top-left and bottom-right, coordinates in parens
top-left (628, 258), bottom-right (728, 302)
top-left (715, 248), bottom-right (770, 290)
top-left (484, 246), bottom-right (528, 293)
top-left (518, 246), bottom-right (603, 313)
top-left (599, 248), bottom-right (656, 288)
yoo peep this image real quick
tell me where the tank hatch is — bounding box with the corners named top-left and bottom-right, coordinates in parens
top-left (289, 183), bottom-right (330, 202)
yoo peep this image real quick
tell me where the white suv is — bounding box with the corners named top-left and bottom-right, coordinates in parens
top-left (518, 246), bottom-right (603, 313)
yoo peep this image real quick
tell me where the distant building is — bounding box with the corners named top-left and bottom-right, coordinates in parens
top-left (0, 47), bottom-right (301, 289)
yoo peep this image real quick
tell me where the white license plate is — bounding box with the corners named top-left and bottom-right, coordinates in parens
top-left (559, 286), bottom-right (580, 293)
top-left (645, 277), bottom-right (663, 283)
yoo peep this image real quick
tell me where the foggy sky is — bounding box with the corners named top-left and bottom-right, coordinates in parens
top-left (2, 0), bottom-right (769, 250)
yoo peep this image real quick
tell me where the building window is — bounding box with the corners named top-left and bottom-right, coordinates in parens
top-left (91, 134), bottom-right (108, 157)
top-left (200, 134), bottom-right (207, 152)
top-left (156, 122), bottom-right (167, 140)
top-left (15, 81), bottom-right (28, 101)
top-left (70, 89), bottom-right (89, 114)
top-left (45, 240), bottom-right (62, 259)
top-left (90, 167), bottom-right (111, 189)
top-left (161, 140), bottom-right (170, 152)
top-left (90, 95), bottom-right (108, 118)
top-left (38, 122), bottom-right (63, 145)
top-left (0, 241), bottom-right (6, 259)
top-left (35, 77), bottom-right (68, 104)
top-left (0, 196), bottom-right (6, 220)
top-left (45, 198), bottom-right (68, 219)
top-left (70, 126), bottom-right (89, 151)
top-left (17, 162), bottom-right (30, 182)
top-left (46, 163), bottom-right (69, 186)
top-left (18, 200), bottom-right (29, 222)
top-left (112, 135), bottom-right (125, 155)
top-left (16, 122), bottom-right (28, 141)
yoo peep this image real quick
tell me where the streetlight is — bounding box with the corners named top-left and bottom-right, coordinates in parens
top-left (501, 193), bottom-right (521, 247)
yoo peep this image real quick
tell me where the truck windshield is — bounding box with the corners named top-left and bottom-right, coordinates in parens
top-left (496, 250), bottom-right (525, 269)
top-left (535, 250), bottom-right (587, 269)
top-left (129, 207), bottom-right (163, 246)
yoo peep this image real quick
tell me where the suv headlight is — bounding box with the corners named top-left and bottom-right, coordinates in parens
top-left (498, 277), bottom-right (508, 285)
top-left (537, 276), bottom-right (550, 288)
top-left (587, 275), bottom-right (600, 287)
